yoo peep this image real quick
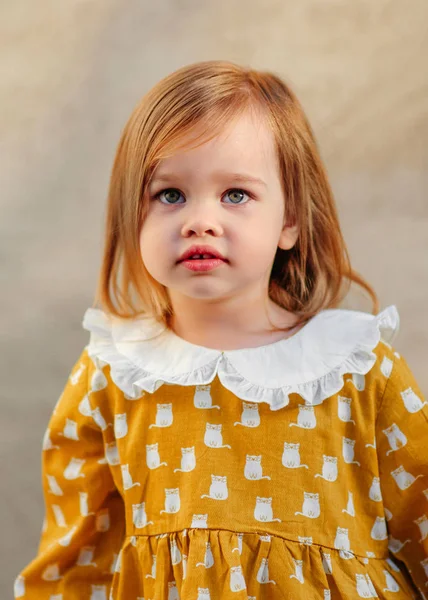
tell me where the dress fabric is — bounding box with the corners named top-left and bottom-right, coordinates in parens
top-left (14, 305), bottom-right (428, 600)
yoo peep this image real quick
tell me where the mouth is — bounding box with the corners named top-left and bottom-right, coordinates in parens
top-left (178, 256), bottom-right (227, 263)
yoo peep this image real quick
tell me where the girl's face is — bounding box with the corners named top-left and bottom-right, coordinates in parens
top-left (139, 109), bottom-right (298, 313)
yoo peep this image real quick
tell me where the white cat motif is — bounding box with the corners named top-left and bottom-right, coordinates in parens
top-left (196, 542), bottom-right (214, 568)
top-left (90, 366), bottom-right (108, 392)
top-left (295, 492), bottom-right (320, 518)
top-left (58, 526), bottom-right (78, 547)
top-left (145, 554), bottom-right (156, 579)
top-left (388, 536), bottom-right (411, 553)
top-left (415, 514), bottom-right (428, 542)
top-left (114, 413), bottom-right (128, 439)
top-left (421, 557), bottom-right (428, 579)
top-left (229, 565), bottom-right (247, 591)
top-left (382, 423), bottom-right (407, 455)
top-left (91, 407), bottom-right (112, 431)
top-left (76, 546), bottom-right (97, 567)
top-left (146, 443), bottom-right (168, 469)
top-left (196, 588), bottom-right (211, 600)
top-left (257, 558), bottom-right (276, 584)
top-left (355, 573), bottom-right (378, 598)
top-left (371, 516), bottom-right (388, 540)
top-left (380, 356), bottom-right (393, 378)
top-left (321, 552), bottom-right (332, 574)
top-left (334, 527), bottom-right (351, 551)
top-left (315, 455), bottom-right (337, 481)
top-left (391, 465), bottom-right (423, 490)
top-left (191, 514), bottom-right (208, 528)
top-left (400, 387), bottom-right (427, 413)
top-left (368, 477), bottom-right (382, 502)
top-left (42, 428), bottom-right (60, 451)
top-left (193, 385), bottom-right (220, 409)
top-left (298, 536), bottom-right (313, 545)
top-left (201, 475), bottom-right (228, 500)
top-left (282, 442), bottom-right (309, 469)
top-left (289, 405), bottom-right (316, 429)
top-left (170, 539), bottom-right (182, 565)
top-left (160, 488), bottom-right (181, 514)
top-left (244, 455), bottom-right (271, 480)
top-left (41, 563), bottom-right (62, 582)
top-left (98, 442), bottom-right (116, 466)
top-left (204, 423), bottom-right (231, 448)
top-left (46, 475), bottom-right (64, 496)
top-left (52, 505), bottom-right (67, 528)
top-left (289, 558), bottom-right (304, 583)
top-left (132, 502), bottom-right (153, 528)
top-left (342, 491), bottom-right (355, 516)
top-left (149, 403), bottom-right (173, 428)
top-left (121, 464), bottom-right (141, 490)
top-left (174, 447), bottom-right (196, 472)
top-left (382, 570), bottom-right (400, 592)
top-left (254, 497), bottom-right (281, 523)
top-left (59, 418), bottom-right (79, 440)
top-left (167, 581), bottom-right (179, 600)
top-left (234, 402), bottom-right (260, 427)
top-left (347, 372), bottom-right (365, 391)
top-left (342, 438), bottom-right (361, 466)
top-left (78, 393), bottom-right (92, 417)
top-left (338, 396), bottom-right (356, 424)
top-left (64, 457), bottom-right (86, 480)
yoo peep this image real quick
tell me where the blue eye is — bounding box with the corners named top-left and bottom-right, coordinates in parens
top-left (152, 188), bottom-right (251, 205)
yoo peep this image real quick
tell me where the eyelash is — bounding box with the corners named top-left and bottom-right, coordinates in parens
top-left (151, 187), bottom-right (253, 206)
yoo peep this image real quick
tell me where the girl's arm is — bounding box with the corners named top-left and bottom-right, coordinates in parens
top-left (14, 349), bottom-right (125, 599)
top-left (375, 347), bottom-right (428, 594)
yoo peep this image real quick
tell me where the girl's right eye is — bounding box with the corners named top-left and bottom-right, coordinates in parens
top-left (154, 188), bottom-right (183, 204)
top-left (152, 188), bottom-right (251, 206)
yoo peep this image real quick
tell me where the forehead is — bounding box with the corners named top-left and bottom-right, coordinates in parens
top-left (151, 109), bottom-right (278, 183)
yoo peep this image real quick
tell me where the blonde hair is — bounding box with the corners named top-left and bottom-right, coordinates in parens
top-left (94, 60), bottom-right (378, 332)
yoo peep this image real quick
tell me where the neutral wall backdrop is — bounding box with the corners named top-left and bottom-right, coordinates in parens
top-left (1, 0), bottom-right (427, 596)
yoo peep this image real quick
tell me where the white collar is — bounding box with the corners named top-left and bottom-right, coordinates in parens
top-left (83, 305), bottom-right (399, 411)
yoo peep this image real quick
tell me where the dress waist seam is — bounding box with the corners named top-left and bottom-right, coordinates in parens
top-left (124, 526), bottom-right (389, 560)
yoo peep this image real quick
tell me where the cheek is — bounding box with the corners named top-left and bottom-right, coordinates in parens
top-left (139, 227), bottom-right (172, 275)
top-left (241, 223), bottom-right (279, 262)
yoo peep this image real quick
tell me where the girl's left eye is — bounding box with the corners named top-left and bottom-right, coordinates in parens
top-left (152, 188), bottom-right (252, 205)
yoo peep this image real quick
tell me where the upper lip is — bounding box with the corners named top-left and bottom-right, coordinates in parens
top-left (178, 245), bottom-right (227, 262)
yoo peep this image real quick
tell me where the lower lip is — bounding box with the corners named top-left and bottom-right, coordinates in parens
top-left (179, 258), bottom-right (226, 271)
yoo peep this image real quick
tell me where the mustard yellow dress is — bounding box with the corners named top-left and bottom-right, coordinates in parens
top-left (14, 305), bottom-right (428, 599)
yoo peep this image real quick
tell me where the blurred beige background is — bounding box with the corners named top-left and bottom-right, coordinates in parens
top-left (1, 0), bottom-right (427, 595)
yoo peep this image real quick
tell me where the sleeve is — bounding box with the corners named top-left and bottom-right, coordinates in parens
top-left (375, 347), bottom-right (428, 595)
top-left (14, 348), bottom-right (126, 599)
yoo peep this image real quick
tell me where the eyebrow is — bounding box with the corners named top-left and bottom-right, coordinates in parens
top-left (150, 171), bottom-right (267, 188)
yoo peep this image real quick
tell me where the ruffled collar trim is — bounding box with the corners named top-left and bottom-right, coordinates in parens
top-left (82, 305), bottom-right (399, 410)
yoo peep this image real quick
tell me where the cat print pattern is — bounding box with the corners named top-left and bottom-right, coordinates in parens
top-left (14, 337), bottom-right (428, 599)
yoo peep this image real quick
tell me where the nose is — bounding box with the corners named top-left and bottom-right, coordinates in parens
top-left (180, 201), bottom-right (224, 237)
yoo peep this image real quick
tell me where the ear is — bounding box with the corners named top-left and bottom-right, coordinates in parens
top-left (278, 221), bottom-right (299, 251)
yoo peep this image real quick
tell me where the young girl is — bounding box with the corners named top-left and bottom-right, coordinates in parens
top-left (15, 60), bottom-right (427, 600)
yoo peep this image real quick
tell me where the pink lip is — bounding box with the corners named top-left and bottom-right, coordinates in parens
top-left (178, 245), bottom-right (226, 262)
top-left (179, 258), bottom-right (226, 272)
